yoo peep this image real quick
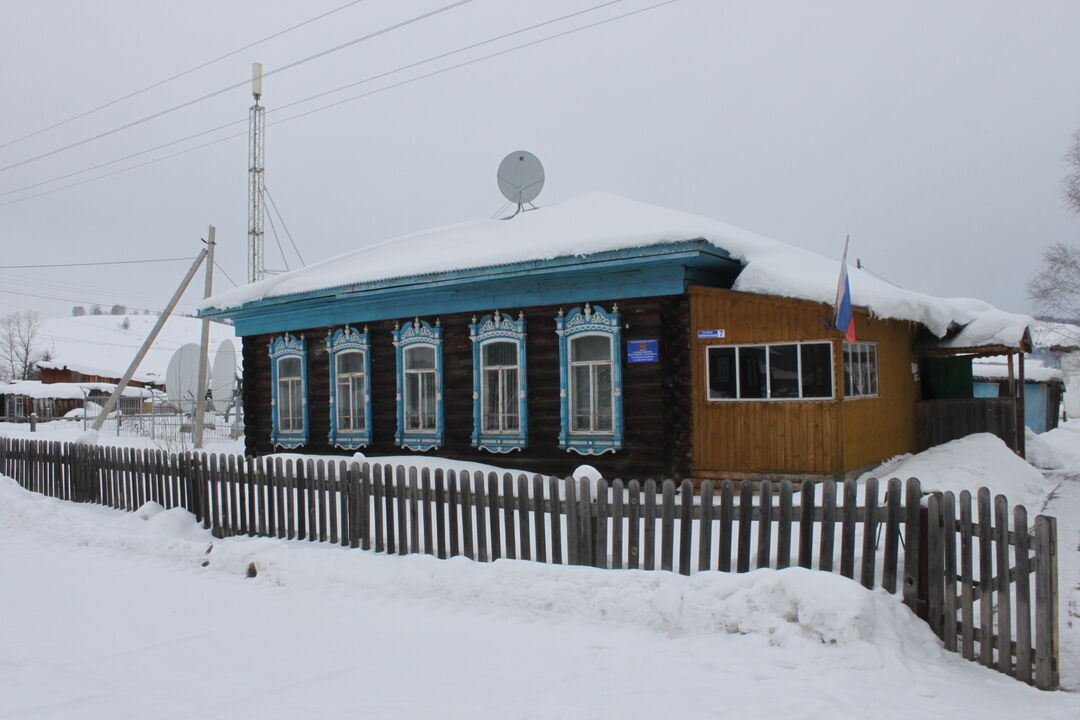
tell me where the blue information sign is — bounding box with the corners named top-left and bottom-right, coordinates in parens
top-left (626, 339), bottom-right (659, 363)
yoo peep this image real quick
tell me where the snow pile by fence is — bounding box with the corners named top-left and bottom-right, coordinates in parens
top-left (1038, 420), bottom-right (1080, 470)
top-left (0, 473), bottom-right (939, 664)
top-left (861, 433), bottom-right (1053, 512)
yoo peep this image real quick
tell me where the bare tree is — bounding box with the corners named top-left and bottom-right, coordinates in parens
top-left (1067, 129), bottom-right (1080, 214)
top-left (1028, 243), bottom-right (1080, 321)
top-left (0, 311), bottom-right (47, 381)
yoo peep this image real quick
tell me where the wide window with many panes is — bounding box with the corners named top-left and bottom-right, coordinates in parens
top-left (843, 341), bottom-right (879, 398)
top-left (706, 342), bottom-right (833, 400)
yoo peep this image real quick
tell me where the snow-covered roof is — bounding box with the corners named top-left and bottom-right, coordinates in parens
top-left (1030, 320), bottom-right (1080, 350)
top-left (36, 314), bottom-right (237, 385)
top-left (0, 381), bottom-right (157, 399)
top-left (972, 355), bottom-right (1063, 383)
top-left (200, 192), bottom-right (1030, 347)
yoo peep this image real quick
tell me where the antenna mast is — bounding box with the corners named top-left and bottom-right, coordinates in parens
top-left (247, 62), bottom-right (266, 284)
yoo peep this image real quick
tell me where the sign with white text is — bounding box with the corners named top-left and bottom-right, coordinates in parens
top-left (697, 329), bottom-right (726, 339)
top-left (626, 339), bottom-right (659, 363)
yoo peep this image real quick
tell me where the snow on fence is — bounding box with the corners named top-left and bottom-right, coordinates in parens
top-left (0, 436), bottom-right (1060, 690)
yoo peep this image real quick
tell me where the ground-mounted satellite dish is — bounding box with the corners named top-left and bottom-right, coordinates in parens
top-left (210, 340), bottom-right (238, 413)
top-left (165, 343), bottom-right (202, 410)
top-left (497, 150), bottom-right (545, 213)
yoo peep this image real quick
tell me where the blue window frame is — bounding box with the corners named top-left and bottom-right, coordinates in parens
top-left (556, 303), bottom-right (623, 455)
top-left (326, 325), bottom-right (372, 449)
top-left (269, 333), bottom-right (308, 448)
top-left (469, 310), bottom-right (528, 453)
top-left (393, 318), bottom-right (444, 451)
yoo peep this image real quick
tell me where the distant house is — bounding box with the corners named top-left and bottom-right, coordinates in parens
top-left (973, 356), bottom-right (1064, 433)
top-left (198, 193), bottom-right (1032, 481)
top-left (1030, 320), bottom-right (1079, 420)
top-left (35, 313), bottom-right (238, 390)
top-left (0, 381), bottom-right (156, 422)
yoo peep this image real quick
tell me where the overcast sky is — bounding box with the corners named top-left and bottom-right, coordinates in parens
top-left (1, 0), bottom-right (1078, 323)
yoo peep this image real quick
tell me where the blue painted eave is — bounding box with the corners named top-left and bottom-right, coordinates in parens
top-left (203, 241), bottom-right (742, 336)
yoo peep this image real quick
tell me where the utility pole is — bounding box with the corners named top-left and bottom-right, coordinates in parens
top-left (193, 226), bottom-right (216, 449)
top-left (89, 248), bottom-right (208, 434)
top-left (248, 62), bottom-right (266, 284)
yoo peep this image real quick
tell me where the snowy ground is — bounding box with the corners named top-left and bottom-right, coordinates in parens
top-left (2, 422), bottom-right (1080, 717)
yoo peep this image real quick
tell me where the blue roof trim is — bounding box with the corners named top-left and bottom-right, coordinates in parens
top-left (203, 242), bottom-right (741, 336)
top-left (204, 241), bottom-right (734, 311)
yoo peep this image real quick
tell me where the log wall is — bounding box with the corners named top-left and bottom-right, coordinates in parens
top-left (242, 295), bottom-right (692, 478)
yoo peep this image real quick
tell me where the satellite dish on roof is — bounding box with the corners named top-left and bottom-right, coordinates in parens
top-left (497, 150), bottom-right (544, 213)
top-left (210, 340), bottom-right (237, 413)
top-left (165, 343), bottom-right (202, 410)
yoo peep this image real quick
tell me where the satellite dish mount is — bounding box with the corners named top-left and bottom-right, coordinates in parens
top-left (497, 150), bottom-right (545, 218)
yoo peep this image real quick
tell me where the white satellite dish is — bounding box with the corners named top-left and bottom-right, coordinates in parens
top-left (210, 340), bottom-right (238, 413)
top-left (497, 150), bottom-right (545, 211)
top-left (165, 343), bottom-right (202, 410)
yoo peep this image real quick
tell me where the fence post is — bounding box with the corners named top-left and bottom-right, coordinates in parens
top-left (1034, 515), bottom-right (1059, 690)
top-left (902, 477), bottom-right (923, 618)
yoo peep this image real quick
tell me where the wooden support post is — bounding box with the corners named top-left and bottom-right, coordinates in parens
top-left (193, 226), bottom-right (216, 449)
top-left (90, 247), bottom-right (208, 433)
top-left (1017, 351), bottom-right (1026, 458)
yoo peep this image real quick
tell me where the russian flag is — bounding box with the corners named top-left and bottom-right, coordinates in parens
top-left (834, 237), bottom-right (856, 343)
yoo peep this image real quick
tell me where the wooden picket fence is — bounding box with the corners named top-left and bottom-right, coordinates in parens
top-left (0, 436), bottom-right (1060, 690)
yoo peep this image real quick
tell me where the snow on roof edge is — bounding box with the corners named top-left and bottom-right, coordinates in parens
top-left (198, 192), bottom-right (1031, 348)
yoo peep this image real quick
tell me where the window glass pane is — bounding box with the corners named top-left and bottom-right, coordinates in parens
top-left (868, 345), bottom-right (879, 395)
top-left (279, 356), bottom-right (300, 378)
top-left (337, 377), bottom-right (352, 428)
top-left (595, 364), bottom-right (613, 431)
top-left (851, 345), bottom-right (868, 397)
top-left (571, 335), bottom-right (610, 362)
top-left (502, 368), bottom-right (519, 430)
top-left (707, 347), bottom-right (736, 399)
top-left (278, 379), bottom-right (291, 430)
top-left (405, 373), bottom-right (420, 429)
top-left (843, 344), bottom-right (852, 396)
top-left (338, 351), bottom-right (363, 375)
top-left (482, 341), bottom-right (517, 367)
top-left (738, 346), bottom-right (767, 399)
top-left (801, 343), bottom-right (833, 398)
top-left (421, 372), bottom-right (437, 428)
top-left (483, 369), bottom-right (500, 432)
top-left (288, 379), bottom-right (302, 430)
top-left (405, 345), bottom-right (435, 370)
top-left (351, 378), bottom-right (365, 429)
top-left (571, 364), bottom-right (592, 431)
top-left (768, 345), bottom-right (799, 399)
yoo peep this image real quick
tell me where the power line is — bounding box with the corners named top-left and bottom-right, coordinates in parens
top-left (0, 288), bottom-right (197, 315)
top-left (264, 184), bottom-right (305, 265)
top-left (0, 0), bottom-right (474, 175)
top-left (263, 197), bottom-right (292, 272)
top-left (0, 256), bottom-right (194, 269)
top-left (0, 0), bottom-right (369, 151)
top-left (0, 117), bottom-right (246, 199)
top-left (0, 0), bottom-right (635, 202)
top-left (0, 0), bottom-right (681, 208)
top-left (214, 261), bottom-right (239, 289)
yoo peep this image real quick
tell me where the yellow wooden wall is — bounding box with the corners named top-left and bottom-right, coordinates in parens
top-left (689, 286), bottom-right (920, 477)
top-left (839, 314), bottom-right (921, 471)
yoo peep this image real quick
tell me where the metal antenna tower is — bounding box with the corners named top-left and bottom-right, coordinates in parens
top-left (247, 62), bottom-right (266, 284)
